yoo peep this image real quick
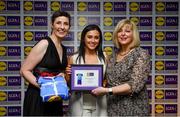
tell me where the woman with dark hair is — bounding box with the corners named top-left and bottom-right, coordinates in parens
top-left (66, 24), bottom-right (108, 116)
top-left (20, 11), bottom-right (71, 116)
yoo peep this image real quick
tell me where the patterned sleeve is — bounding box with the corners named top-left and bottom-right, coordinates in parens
top-left (127, 50), bottom-right (151, 94)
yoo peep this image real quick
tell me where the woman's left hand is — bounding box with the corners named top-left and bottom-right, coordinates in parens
top-left (57, 72), bottom-right (65, 77)
top-left (91, 87), bottom-right (108, 96)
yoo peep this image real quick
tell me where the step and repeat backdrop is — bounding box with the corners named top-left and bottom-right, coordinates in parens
top-left (0, 0), bottom-right (179, 116)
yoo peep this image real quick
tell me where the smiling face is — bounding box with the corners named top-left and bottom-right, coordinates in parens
top-left (117, 24), bottom-right (133, 47)
top-left (84, 30), bottom-right (100, 52)
top-left (51, 16), bottom-right (70, 39)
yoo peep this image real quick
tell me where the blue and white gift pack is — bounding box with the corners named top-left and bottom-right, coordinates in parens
top-left (38, 76), bottom-right (69, 102)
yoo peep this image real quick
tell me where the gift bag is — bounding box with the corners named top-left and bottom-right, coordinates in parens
top-left (38, 76), bottom-right (69, 102)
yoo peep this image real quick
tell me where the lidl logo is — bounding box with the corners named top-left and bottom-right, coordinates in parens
top-left (0, 91), bottom-right (7, 101)
top-left (155, 75), bottom-right (164, 85)
top-left (104, 2), bottom-right (113, 11)
top-left (130, 17), bottom-right (139, 25)
top-left (24, 16), bottom-right (33, 26)
top-left (155, 61), bottom-right (164, 70)
top-left (24, 46), bottom-right (32, 56)
top-left (155, 90), bottom-right (164, 99)
top-left (155, 31), bottom-right (165, 41)
top-left (77, 32), bottom-right (81, 41)
top-left (104, 17), bottom-right (113, 26)
top-left (24, 1), bottom-right (33, 11)
top-left (156, 17), bottom-right (165, 26)
top-left (104, 32), bottom-right (112, 41)
top-left (0, 16), bottom-right (6, 26)
top-left (0, 1), bottom-right (5, 11)
top-left (0, 76), bottom-right (7, 86)
top-left (0, 46), bottom-right (6, 56)
top-left (0, 62), bottom-right (7, 71)
top-left (0, 31), bottom-right (6, 41)
top-left (78, 16), bottom-right (87, 26)
top-left (156, 46), bottom-right (164, 56)
top-left (104, 46), bottom-right (113, 56)
top-left (155, 104), bottom-right (164, 113)
top-left (130, 2), bottom-right (139, 12)
top-left (51, 1), bottom-right (60, 11)
top-left (156, 2), bottom-right (165, 12)
top-left (0, 107), bottom-right (7, 116)
top-left (78, 2), bottom-right (87, 11)
top-left (24, 31), bottom-right (33, 41)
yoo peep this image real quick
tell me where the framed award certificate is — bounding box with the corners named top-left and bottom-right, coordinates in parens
top-left (71, 64), bottom-right (103, 91)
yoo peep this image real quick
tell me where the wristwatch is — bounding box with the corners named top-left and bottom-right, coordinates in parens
top-left (108, 88), bottom-right (113, 95)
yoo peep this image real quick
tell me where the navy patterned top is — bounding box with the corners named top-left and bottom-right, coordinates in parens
top-left (106, 47), bottom-right (151, 116)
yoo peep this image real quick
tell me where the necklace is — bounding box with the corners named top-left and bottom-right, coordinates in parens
top-left (119, 50), bottom-right (131, 56)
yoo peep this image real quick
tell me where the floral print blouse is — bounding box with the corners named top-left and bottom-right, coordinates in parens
top-left (106, 47), bottom-right (151, 116)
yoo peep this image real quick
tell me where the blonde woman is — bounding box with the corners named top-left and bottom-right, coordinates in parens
top-left (92, 19), bottom-right (151, 116)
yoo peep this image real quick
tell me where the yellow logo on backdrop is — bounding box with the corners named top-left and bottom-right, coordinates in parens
top-left (25, 80), bottom-right (29, 86)
top-left (0, 76), bottom-right (6, 86)
top-left (130, 17), bottom-right (139, 25)
top-left (104, 2), bottom-right (113, 11)
top-left (155, 104), bottom-right (164, 113)
top-left (156, 31), bottom-right (165, 41)
top-left (130, 2), bottom-right (139, 12)
top-left (51, 1), bottom-right (60, 11)
top-left (155, 61), bottom-right (164, 70)
top-left (156, 2), bottom-right (165, 11)
top-left (156, 17), bottom-right (165, 26)
top-left (0, 62), bottom-right (6, 71)
top-left (24, 46), bottom-right (32, 56)
top-left (104, 17), bottom-right (113, 26)
top-left (0, 31), bottom-right (6, 41)
top-left (0, 16), bottom-right (6, 26)
top-left (78, 16), bottom-right (87, 26)
top-left (0, 46), bottom-right (6, 56)
top-left (156, 46), bottom-right (164, 56)
top-left (0, 1), bottom-right (5, 11)
top-left (24, 16), bottom-right (33, 26)
top-left (0, 107), bottom-right (7, 116)
top-left (155, 75), bottom-right (164, 85)
top-left (78, 2), bottom-right (87, 11)
top-left (24, 1), bottom-right (33, 11)
top-left (24, 31), bottom-right (33, 41)
top-left (77, 32), bottom-right (81, 41)
top-left (0, 91), bottom-right (7, 101)
top-left (155, 90), bottom-right (164, 99)
top-left (104, 47), bottom-right (113, 56)
top-left (104, 32), bottom-right (112, 41)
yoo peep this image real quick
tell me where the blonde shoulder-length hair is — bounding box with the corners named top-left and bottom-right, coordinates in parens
top-left (113, 19), bottom-right (140, 49)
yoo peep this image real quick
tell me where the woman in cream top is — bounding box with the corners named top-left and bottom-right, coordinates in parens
top-left (67, 24), bottom-right (107, 116)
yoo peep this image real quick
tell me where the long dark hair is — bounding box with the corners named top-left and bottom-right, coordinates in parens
top-left (76, 24), bottom-right (105, 63)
